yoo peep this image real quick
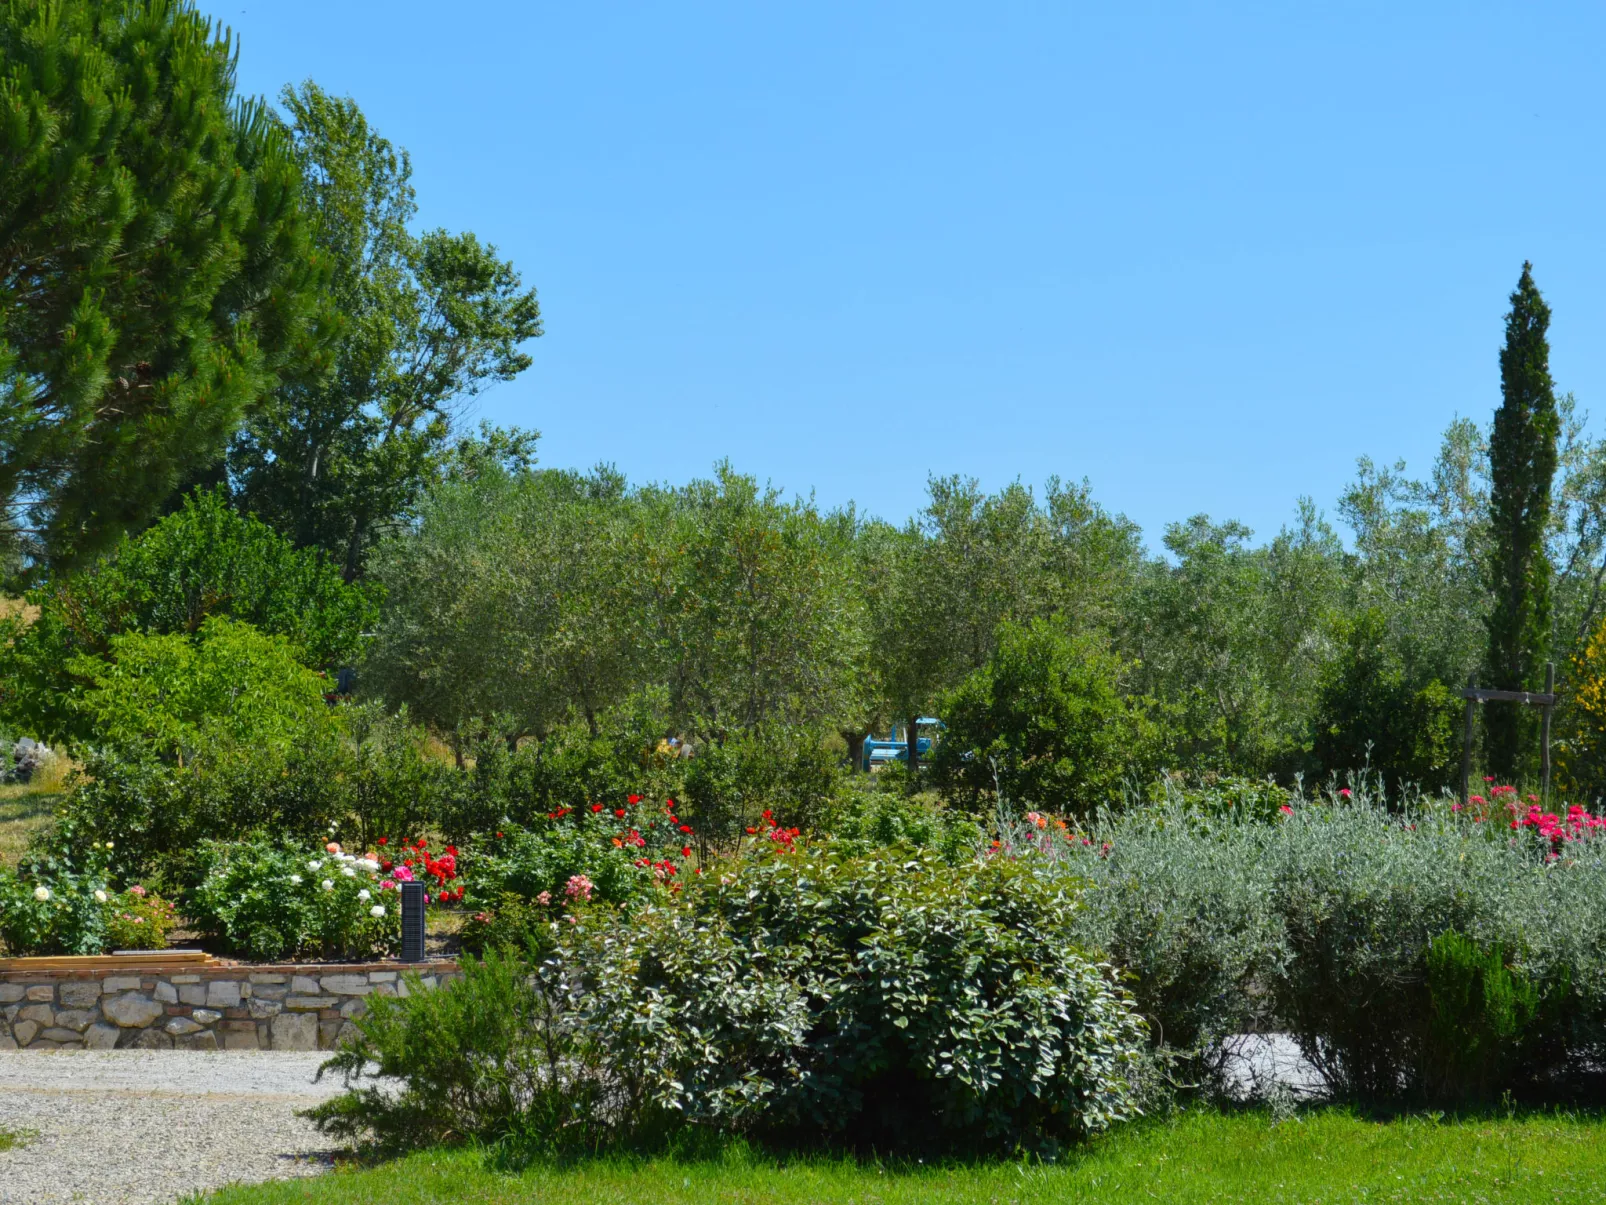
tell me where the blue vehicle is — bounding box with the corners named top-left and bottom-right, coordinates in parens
top-left (862, 718), bottom-right (944, 771)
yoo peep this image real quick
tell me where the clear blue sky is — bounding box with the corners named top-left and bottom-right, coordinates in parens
top-left (227, 1), bottom-right (1606, 547)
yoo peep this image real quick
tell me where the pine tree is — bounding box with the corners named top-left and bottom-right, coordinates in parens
top-left (0, 0), bottom-right (333, 576)
top-left (1484, 262), bottom-right (1559, 778)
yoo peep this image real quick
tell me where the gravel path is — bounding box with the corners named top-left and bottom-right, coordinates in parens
top-left (0, 1051), bottom-right (351, 1205)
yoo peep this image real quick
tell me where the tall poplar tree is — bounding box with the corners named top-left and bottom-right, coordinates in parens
top-left (1484, 262), bottom-right (1559, 777)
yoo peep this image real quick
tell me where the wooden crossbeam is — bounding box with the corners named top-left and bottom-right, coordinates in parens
top-left (1460, 688), bottom-right (1557, 706)
top-left (0, 950), bottom-right (223, 972)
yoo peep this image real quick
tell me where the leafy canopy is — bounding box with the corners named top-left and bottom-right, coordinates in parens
top-left (0, 0), bottom-right (332, 574)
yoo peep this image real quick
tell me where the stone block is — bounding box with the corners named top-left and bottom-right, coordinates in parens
top-left (256, 1022), bottom-right (271, 1047)
top-left (52, 1009), bottom-right (97, 1032)
top-left (286, 995), bottom-right (336, 1011)
top-left (25, 1039), bottom-right (62, 1051)
top-left (269, 1012), bottom-right (318, 1051)
top-left (12, 1020), bottom-right (38, 1046)
top-left (205, 981), bottom-right (242, 1009)
top-left (249, 973), bottom-right (287, 985)
top-left (176, 1030), bottom-right (218, 1051)
top-left (178, 984), bottom-right (207, 1006)
top-left (102, 976), bottom-right (141, 993)
top-left (165, 1017), bottom-right (204, 1036)
top-left (0, 984), bottom-right (26, 1004)
top-left (25, 985), bottom-right (54, 1002)
top-left (221, 1019), bottom-right (256, 1032)
top-left (84, 1023), bottom-right (120, 1050)
top-left (248, 998), bottom-right (283, 1019)
top-left (321, 974), bottom-right (373, 996)
top-left (291, 976), bottom-right (321, 995)
top-left (170, 975), bottom-right (201, 984)
top-left (103, 992), bottom-right (165, 1028)
top-left (367, 971), bottom-right (397, 983)
top-left (153, 982), bottom-right (178, 1004)
top-left (17, 1003), bottom-right (53, 1026)
top-left (58, 981), bottom-right (102, 1009)
top-left (338, 998), bottom-right (367, 1019)
top-left (251, 984), bottom-right (288, 1001)
top-left (372, 981), bottom-right (397, 997)
top-left (191, 1008), bottom-right (222, 1025)
top-left (336, 1021), bottom-right (361, 1045)
top-left (0, 1035), bottom-right (16, 1051)
top-left (130, 1028), bottom-right (172, 1050)
top-left (220, 1028), bottom-right (259, 1050)
top-left (40, 1027), bottom-right (85, 1043)
top-left (318, 1019), bottom-right (343, 1049)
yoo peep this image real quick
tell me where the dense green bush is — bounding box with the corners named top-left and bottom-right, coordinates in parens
top-left (572, 844), bottom-right (1147, 1154)
top-left (813, 779), bottom-right (980, 860)
top-left (317, 843), bottom-right (1148, 1156)
top-left (186, 837), bottom-right (397, 961)
top-left (1052, 789), bottom-right (1606, 1105)
top-left (680, 725), bottom-right (841, 847)
top-left (1311, 610), bottom-right (1461, 794)
top-left (0, 489), bottom-right (375, 745)
top-left (933, 619), bottom-right (1162, 814)
top-left (1060, 807), bottom-right (1287, 1081)
top-left (310, 948), bottom-right (619, 1154)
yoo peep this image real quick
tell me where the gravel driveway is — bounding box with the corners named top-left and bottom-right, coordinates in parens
top-left (0, 1051), bottom-right (349, 1205)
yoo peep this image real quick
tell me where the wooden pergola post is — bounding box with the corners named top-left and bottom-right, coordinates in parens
top-left (1459, 662), bottom-right (1557, 804)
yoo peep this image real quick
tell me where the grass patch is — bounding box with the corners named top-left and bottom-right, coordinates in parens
top-left (0, 1126), bottom-right (35, 1152)
top-left (0, 782), bottom-right (62, 870)
top-left (202, 1109), bottom-right (1606, 1204)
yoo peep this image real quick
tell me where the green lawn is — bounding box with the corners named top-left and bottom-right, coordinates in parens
top-left (203, 1109), bottom-right (1606, 1204)
top-left (0, 782), bottom-right (61, 869)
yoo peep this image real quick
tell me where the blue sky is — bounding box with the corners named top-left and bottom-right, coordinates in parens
top-left (227, 1), bottom-right (1606, 547)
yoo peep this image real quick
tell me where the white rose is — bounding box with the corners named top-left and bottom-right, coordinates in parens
top-left (369, 905), bottom-right (386, 919)
top-left (321, 880), bottom-right (334, 891)
top-left (357, 858), bottom-right (379, 871)
top-left (307, 860), bottom-right (323, 871)
top-left (93, 889), bottom-right (108, 903)
top-left (357, 889), bottom-right (371, 901)
top-left (341, 866), bottom-right (356, 878)
top-left (104, 842), bottom-right (113, 850)
top-left (32, 886), bottom-right (50, 902)
top-left (289, 874), bottom-right (303, 886)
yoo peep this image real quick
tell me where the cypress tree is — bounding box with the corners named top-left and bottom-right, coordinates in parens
top-left (1484, 262), bottom-right (1559, 779)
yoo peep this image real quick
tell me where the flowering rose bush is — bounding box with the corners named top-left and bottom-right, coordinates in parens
top-left (0, 835), bottom-right (118, 955)
top-left (103, 884), bottom-right (180, 951)
top-left (0, 833), bottom-right (179, 956)
top-left (188, 838), bottom-right (398, 960)
top-left (461, 796), bottom-right (699, 920)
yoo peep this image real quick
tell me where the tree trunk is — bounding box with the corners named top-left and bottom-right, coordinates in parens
top-left (905, 721), bottom-right (920, 778)
top-left (844, 730), bottom-right (866, 774)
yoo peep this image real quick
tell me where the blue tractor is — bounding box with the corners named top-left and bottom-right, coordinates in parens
top-left (861, 718), bottom-right (944, 772)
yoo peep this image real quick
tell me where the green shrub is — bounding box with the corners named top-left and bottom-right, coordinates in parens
top-left (315, 843), bottom-right (1148, 1157)
top-left (1055, 790), bottom-right (1606, 1105)
top-left (458, 891), bottom-right (560, 960)
top-left (1423, 930), bottom-right (1545, 1104)
top-left (569, 844), bottom-right (1148, 1154)
top-left (933, 618), bottom-right (1163, 815)
top-left (814, 779), bottom-right (980, 861)
top-left (309, 947), bottom-right (624, 1154)
top-left (681, 725), bottom-right (841, 846)
top-left (1310, 609), bottom-right (1461, 793)
top-left (0, 488), bottom-right (375, 745)
top-left (1059, 805), bottom-right (1287, 1085)
top-left (102, 885), bottom-right (180, 952)
top-left (186, 838), bottom-right (397, 961)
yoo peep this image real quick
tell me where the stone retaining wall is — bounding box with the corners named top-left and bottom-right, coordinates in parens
top-left (0, 962), bottom-right (460, 1052)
